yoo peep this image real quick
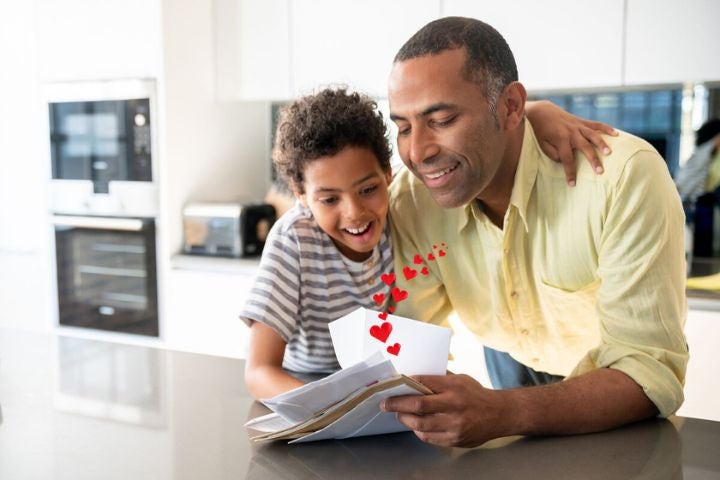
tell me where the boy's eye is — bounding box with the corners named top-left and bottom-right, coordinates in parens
top-left (319, 196), bottom-right (338, 205)
top-left (360, 185), bottom-right (378, 195)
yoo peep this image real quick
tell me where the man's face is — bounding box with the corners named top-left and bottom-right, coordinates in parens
top-left (388, 48), bottom-right (508, 209)
top-left (299, 146), bottom-right (392, 262)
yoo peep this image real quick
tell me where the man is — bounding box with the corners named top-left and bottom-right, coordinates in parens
top-left (382, 17), bottom-right (688, 448)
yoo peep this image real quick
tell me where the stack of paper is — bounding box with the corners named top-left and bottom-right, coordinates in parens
top-left (245, 307), bottom-right (451, 443)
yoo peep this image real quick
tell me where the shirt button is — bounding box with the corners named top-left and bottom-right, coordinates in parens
top-left (503, 248), bottom-right (509, 254)
top-left (520, 329), bottom-right (529, 335)
top-left (510, 291), bottom-right (519, 299)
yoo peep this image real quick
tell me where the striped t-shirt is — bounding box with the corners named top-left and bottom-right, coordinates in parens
top-left (240, 204), bottom-right (394, 373)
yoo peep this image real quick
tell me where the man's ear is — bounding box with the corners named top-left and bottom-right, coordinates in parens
top-left (500, 81), bottom-right (527, 131)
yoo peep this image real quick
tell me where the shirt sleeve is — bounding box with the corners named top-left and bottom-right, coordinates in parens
top-left (239, 222), bottom-right (301, 342)
top-left (568, 148), bottom-right (689, 417)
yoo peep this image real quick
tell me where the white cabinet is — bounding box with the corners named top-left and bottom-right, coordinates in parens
top-left (215, 0), bottom-right (292, 100)
top-left (624, 0), bottom-right (720, 85)
top-left (35, 0), bottom-right (162, 82)
top-left (291, 0), bottom-right (438, 98)
top-left (164, 267), bottom-right (256, 358)
top-left (677, 309), bottom-right (720, 422)
top-left (442, 0), bottom-right (625, 91)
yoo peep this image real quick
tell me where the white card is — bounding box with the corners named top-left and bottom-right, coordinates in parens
top-left (329, 307), bottom-right (451, 375)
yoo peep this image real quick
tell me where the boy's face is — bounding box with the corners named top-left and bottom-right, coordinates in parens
top-left (299, 146), bottom-right (392, 262)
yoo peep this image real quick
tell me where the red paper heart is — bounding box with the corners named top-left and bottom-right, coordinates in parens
top-left (388, 306), bottom-right (395, 313)
top-left (373, 293), bottom-right (385, 305)
top-left (438, 250), bottom-right (446, 257)
top-left (413, 254), bottom-right (423, 265)
top-left (391, 287), bottom-right (408, 302)
top-left (380, 273), bottom-right (396, 286)
top-left (387, 343), bottom-right (401, 355)
top-left (402, 266), bottom-right (417, 280)
top-left (427, 253), bottom-right (436, 261)
top-left (378, 311), bottom-right (388, 320)
top-left (442, 243), bottom-right (446, 247)
top-left (433, 244), bottom-right (437, 249)
top-left (370, 322), bottom-right (392, 343)
top-left (420, 266), bottom-right (429, 275)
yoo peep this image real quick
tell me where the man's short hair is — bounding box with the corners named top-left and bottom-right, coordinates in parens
top-left (394, 16), bottom-right (518, 114)
top-left (272, 87), bottom-right (392, 194)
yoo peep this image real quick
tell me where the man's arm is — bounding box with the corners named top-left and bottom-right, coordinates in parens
top-left (381, 367), bottom-right (655, 447)
top-left (527, 100), bottom-right (617, 185)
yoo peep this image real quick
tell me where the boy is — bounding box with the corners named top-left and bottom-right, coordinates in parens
top-left (241, 87), bottom-right (613, 399)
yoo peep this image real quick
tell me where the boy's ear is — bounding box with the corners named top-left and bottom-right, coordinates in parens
top-left (292, 185), bottom-right (308, 208)
top-left (385, 170), bottom-right (393, 184)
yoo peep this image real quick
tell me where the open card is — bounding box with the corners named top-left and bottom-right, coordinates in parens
top-left (329, 307), bottom-right (451, 375)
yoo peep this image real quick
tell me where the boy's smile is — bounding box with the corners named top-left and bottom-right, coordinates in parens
top-left (299, 146), bottom-right (392, 262)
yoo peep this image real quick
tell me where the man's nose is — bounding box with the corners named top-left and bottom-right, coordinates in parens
top-left (407, 127), bottom-right (440, 166)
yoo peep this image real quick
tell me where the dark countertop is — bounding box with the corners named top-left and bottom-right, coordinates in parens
top-left (2, 328), bottom-right (717, 479)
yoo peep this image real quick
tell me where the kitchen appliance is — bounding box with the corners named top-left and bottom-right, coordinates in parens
top-left (53, 215), bottom-right (159, 336)
top-left (182, 202), bottom-right (276, 257)
top-left (44, 79), bottom-right (158, 217)
top-left (44, 79), bottom-right (161, 337)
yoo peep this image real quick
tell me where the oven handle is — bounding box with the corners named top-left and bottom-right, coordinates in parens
top-left (51, 216), bottom-right (146, 232)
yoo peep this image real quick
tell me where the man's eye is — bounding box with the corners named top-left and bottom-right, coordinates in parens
top-left (432, 116), bottom-right (456, 127)
top-left (397, 127), bottom-right (411, 136)
top-left (360, 185), bottom-right (378, 195)
top-left (319, 197), bottom-right (338, 205)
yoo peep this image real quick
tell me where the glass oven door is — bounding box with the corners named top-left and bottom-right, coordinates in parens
top-left (53, 216), bottom-right (159, 337)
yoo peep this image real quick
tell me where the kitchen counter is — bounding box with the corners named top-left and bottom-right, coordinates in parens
top-left (1, 328), bottom-right (719, 479)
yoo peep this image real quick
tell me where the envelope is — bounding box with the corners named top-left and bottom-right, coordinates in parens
top-left (329, 307), bottom-right (451, 376)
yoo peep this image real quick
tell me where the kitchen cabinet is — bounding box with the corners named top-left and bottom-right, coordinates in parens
top-left (442, 0), bottom-right (624, 91)
top-left (215, 0), bottom-right (292, 100)
top-left (291, 0), bottom-right (438, 98)
top-left (677, 308), bottom-right (720, 422)
top-left (35, 0), bottom-right (162, 82)
top-left (624, 0), bottom-right (720, 85)
top-left (164, 265), bottom-right (256, 358)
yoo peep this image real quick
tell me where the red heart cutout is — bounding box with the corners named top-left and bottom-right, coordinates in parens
top-left (438, 250), bottom-right (446, 257)
top-left (387, 343), bottom-right (401, 356)
top-left (373, 293), bottom-right (385, 305)
top-left (442, 243), bottom-right (446, 247)
top-left (433, 244), bottom-right (437, 249)
top-left (378, 311), bottom-right (388, 320)
top-left (420, 266), bottom-right (429, 275)
top-left (413, 254), bottom-right (423, 265)
top-left (370, 322), bottom-right (392, 343)
top-left (427, 253), bottom-right (436, 261)
top-left (391, 287), bottom-right (408, 302)
top-left (380, 273), bottom-right (396, 286)
top-left (388, 306), bottom-right (395, 313)
top-left (402, 266), bottom-right (417, 280)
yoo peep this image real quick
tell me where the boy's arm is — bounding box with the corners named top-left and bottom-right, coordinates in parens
top-left (244, 320), bottom-right (304, 399)
top-left (527, 100), bottom-right (618, 186)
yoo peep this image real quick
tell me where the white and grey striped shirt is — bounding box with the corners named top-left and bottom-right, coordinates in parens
top-left (241, 204), bottom-right (394, 373)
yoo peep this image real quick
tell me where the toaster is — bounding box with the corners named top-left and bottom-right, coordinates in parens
top-left (182, 202), bottom-right (277, 257)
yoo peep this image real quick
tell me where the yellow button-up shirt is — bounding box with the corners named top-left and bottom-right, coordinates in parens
top-left (389, 119), bottom-right (688, 417)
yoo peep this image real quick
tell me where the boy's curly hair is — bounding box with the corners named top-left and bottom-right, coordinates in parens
top-left (272, 87), bottom-right (392, 194)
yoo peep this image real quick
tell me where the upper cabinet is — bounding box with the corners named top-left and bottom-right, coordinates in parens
top-left (218, 0), bottom-right (720, 101)
top-left (35, 0), bottom-right (162, 82)
top-left (215, 0), bottom-right (292, 100)
top-left (291, 0), bottom-right (438, 98)
top-left (442, 0), bottom-right (625, 91)
top-left (624, 0), bottom-right (720, 85)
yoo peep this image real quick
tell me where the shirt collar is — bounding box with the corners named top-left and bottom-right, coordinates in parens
top-left (457, 118), bottom-right (540, 233)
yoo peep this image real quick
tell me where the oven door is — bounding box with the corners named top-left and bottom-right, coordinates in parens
top-left (53, 215), bottom-right (159, 337)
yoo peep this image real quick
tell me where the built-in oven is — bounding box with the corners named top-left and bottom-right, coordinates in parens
top-left (52, 215), bottom-right (159, 336)
top-left (44, 79), bottom-right (161, 337)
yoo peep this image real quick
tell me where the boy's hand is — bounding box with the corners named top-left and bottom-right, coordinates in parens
top-left (527, 100), bottom-right (618, 186)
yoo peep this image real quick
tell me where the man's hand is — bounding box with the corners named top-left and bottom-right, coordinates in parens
top-left (526, 100), bottom-right (618, 186)
top-left (380, 373), bottom-right (515, 448)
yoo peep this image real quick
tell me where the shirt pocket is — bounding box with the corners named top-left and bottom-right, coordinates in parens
top-left (536, 279), bottom-right (601, 339)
